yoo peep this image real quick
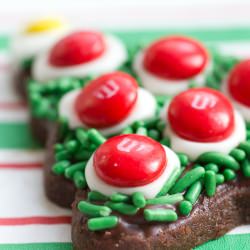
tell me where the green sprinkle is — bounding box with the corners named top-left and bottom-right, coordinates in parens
top-left (132, 192), bottom-right (146, 208)
top-left (87, 129), bottom-right (106, 146)
top-left (55, 150), bottom-right (71, 161)
top-left (216, 174), bottom-right (225, 185)
top-left (230, 148), bottom-right (246, 162)
top-left (147, 193), bottom-right (183, 205)
top-left (177, 153), bottom-right (189, 167)
top-left (73, 171), bottom-right (86, 189)
top-left (156, 167), bottom-right (185, 197)
top-left (88, 216), bottom-right (118, 231)
top-left (105, 201), bottom-right (138, 215)
top-left (65, 140), bottom-right (78, 153)
top-left (121, 126), bottom-right (133, 134)
top-left (242, 159), bottom-right (250, 177)
top-left (65, 162), bottom-right (86, 179)
top-left (238, 141), bottom-right (250, 155)
top-left (160, 137), bottom-right (170, 147)
top-left (136, 127), bottom-right (147, 136)
top-left (179, 200), bottom-right (192, 216)
top-left (88, 191), bottom-right (108, 202)
top-left (52, 160), bottom-right (70, 175)
top-left (75, 149), bottom-right (93, 161)
top-left (132, 121), bottom-right (145, 130)
top-left (156, 120), bottom-right (166, 132)
top-left (54, 143), bottom-right (64, 153)
top-left (110, 193), bottom-right (129, 203)
top-left (148, 129), bottom-right (160, 141)
top-left (143, 117), bottom-right (159, 128)
top-left (204, 163), bottom-right (219, 173)
top-left (76, 128), bottom-right (88, 144)
top-left (144, 209), bottom-right (178, 222)
top-left (197, 152), bottom-right (240, 171)
top-left (247, 131), bottom-right (250, 141)
top-left (78, 201), bottom-right (111, 217)
top-left (223, 169), bottom-right (236, 181)
top-left (170, 167), bottom-right (205, 194)
top-left (184, 180), bottom-right (203, 204)
top-left (204, 171), bottom-right (216, 197)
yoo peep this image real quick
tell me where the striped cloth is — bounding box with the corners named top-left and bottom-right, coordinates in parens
top-left (0, 28), bottom-right (250, 250)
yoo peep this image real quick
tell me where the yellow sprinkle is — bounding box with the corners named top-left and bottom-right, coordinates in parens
top-left (25, 18), bottom-right (64, 33)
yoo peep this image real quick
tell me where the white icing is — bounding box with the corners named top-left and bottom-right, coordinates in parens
top-left (11, 28), bottom-right (67, 64)
top-left (166, 110), bottom-right (246, 160)
top-left (222, 81), bottom-right (250, 122)
top-left (59, 87), bottom-right (157, 136)
top-left (133, 50), bottom-right (211, 96)
top-left (85, 146), bottom-right (180, 199)
top-left (32, 34), bottom-right (127, 82)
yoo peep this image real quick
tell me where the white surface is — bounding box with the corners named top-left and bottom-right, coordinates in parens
top-left (1, 1), bottom-right (250, 32)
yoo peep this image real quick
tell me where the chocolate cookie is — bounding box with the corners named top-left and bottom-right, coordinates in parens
top-left (72, 176), bottom-right (250, 250)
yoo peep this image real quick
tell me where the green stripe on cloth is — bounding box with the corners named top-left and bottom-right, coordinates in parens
top-left (196, 233), bottom-right (250, 250)
top-left (113, 27), bottom-right (250, 48)
top-left (1, 27), bottom-right (250, 53)
top-left (0, 233), bottom-right (250, 250)
top-left (0, 35), bottom-right (9, 51)
top-left (0, 123), bottom-right (41, 149)
top-left (0, 243), bottom-right (72, 250)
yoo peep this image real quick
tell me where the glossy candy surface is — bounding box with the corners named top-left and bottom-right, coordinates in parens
top-left (49, 31), bottom-right (105, 67)
top-left (168, 88), bottom-right (235, 142)
top-left (75, 72), bottom-right (138, 128)
top-left (228, 59), bottom-right (250, 107)
top-left (94, 134), bottom-right (167, 187)
top-left (143, 36), bottom-right (208, 80)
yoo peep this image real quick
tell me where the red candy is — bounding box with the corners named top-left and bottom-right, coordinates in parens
top-left (168, 88), bottom-right (235, 142)
top-left (49, 31), bottom-right (105, 67)
top-left (75, 72), bottom-right (138, 128)
top-left (94, 134), bottom-right (167, 187)
top-left (228, 59), bottom-right (250, 107)
top-left (143, 36), bottom-right (208, 80)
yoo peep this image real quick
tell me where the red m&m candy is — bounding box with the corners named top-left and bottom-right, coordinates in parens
top-left (168, 88), bottom-right (235, 142)
top-left (49, 31), bottom-right (105, 67)
top-left (75, 72), bottom-right (138, 128)
top-left (94, 134), bottom-right (167, 187)
top-left (228, 59), bottom-right (250, 107)
top-left (143, 36), bottom-right (208, 80)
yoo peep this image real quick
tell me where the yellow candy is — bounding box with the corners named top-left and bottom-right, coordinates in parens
top-left (25, 18), bottom-right (64, 33)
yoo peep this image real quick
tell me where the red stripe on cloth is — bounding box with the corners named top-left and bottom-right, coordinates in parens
top-left (0, 163), bottom-right (43, 169)
top-left (0, 216), bottom-right (72, 226)
top-left (0, 102), bottom-right (27, 109)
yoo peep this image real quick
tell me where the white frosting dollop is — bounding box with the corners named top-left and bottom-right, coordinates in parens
top-left (222, 81), bottom-right (250, 122)
top-left (12, 28), bottom-right (66, 65)
top-left (32, 34), bottom-right (127, 82)
top-left (85, 146), bottom-right (180, 199)
top-left (133, 50), bottom-right (211, 96)
top-left (58, 87), bottom-right (157, 136)
top-left (166, 110), bottom-right (246, 161)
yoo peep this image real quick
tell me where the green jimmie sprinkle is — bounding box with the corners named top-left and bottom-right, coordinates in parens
top-left (229, 148), bottom-right (246, 162)
top-left (147, 193), bottom-right (183, 205)
top-left (156, 167), bottom-right (185, 197)
top-left (144, 209), bottom-right (178, 222)
top-left (105, 201), bottom-right (139, 215)
top-left (204, 171), bottom-right (216, 197)
top-left (197, 152), bottom-right (240, 171)
top-left (88, 216), bottom-right (118, 231)
top-left (179, 200), bottom-right (193, 216)
top-left (64, 161), bottom-right (87, 179)
top-left (242, 159), bottom-right (250, 177)
top-left (132, 192), bottom-right (146, 208)
top-left (73, 171), bottom-right (87, 189)
top-left (110, 193), bottom-right (130, 203)
top-left (216, 174), bottom-right (225, 185)
top-left (184, 180), bottom-right (203, 204)
top-left (87, 129), bottom-right (106, 146)
top-left (78, 201), bottom-right (111, 217)
top-left (88, 191), bottom-right (109, 202)
top-left (170, 167), bottom-right (205, 194)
